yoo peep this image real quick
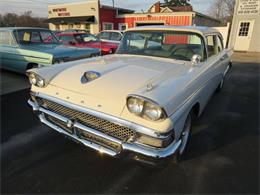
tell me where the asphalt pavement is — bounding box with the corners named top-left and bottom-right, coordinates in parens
top-left (1, 54), bottom-right (259, 194)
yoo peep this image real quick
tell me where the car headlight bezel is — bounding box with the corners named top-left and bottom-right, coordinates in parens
top-left (27, 72), bottom-right (46, 88)
top-left (126, 95), bottom-right (167, 121)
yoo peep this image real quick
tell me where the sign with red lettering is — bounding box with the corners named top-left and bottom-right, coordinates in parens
top-left (53, 8), bottom-right (67, 12)
top-left (58, 13), bottom-right (70, 16)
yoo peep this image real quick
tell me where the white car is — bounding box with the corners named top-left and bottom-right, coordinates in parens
top-left (96, 30), bottom-right (123, 44)
top-left (27, 26), bottom-right (232, 164)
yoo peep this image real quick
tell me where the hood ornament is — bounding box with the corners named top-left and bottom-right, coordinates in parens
top-left (81, 71), bottom-right (101, 84)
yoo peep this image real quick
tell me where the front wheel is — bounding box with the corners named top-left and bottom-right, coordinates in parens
top-left (172, 113), bottom-right (192, 163)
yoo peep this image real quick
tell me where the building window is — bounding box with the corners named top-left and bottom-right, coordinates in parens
top-left (238, 22), bottom-right (250, 36)
top-left (68, 24), bottom-right (73, 29)
top-left (103, 22), bottom-right (114, 30)
top-left (55, 24), bottom-right (60, 30)
top-left (118, 23), bottom-right (128, 31)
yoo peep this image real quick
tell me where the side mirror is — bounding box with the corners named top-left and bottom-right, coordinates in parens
top-left (191, 54), bottom-right (201, 66)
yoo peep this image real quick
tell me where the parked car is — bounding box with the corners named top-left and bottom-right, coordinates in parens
top-left (64, 29), bottom-right (90, 33)
top-left (57, 33), bottom-right (118, 55)
top-left (52, 30), bottom-right (62, 36)
top-left (27, 26), bottom-right (232, 164)
top-left (0, 27), bottom-right (100, 73)
top-left (96, 30), bottom-right (123, 44)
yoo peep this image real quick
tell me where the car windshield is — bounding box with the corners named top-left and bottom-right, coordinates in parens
top-left (14, 29), bottom-right (59, 44)
top-left (116, 30), bottom-right (205, 61)
top-left (74, 34), bottom-right (99, 43)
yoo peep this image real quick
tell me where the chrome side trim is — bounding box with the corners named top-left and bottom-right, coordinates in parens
top-left (28, 99), bottom-right (181, 159)
top-left (32, 92), bottom-right (168, 138)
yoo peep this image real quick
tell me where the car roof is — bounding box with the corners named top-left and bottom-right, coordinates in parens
top-left (58, 32), bottom-right (93, 36)
top-left (125, 25), bottom-right (220, 36)
top-left (99, 30), bottom-right (123, 33)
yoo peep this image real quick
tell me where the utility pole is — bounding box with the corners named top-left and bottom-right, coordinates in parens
top-left (112, 0), bottom-right (114, 8)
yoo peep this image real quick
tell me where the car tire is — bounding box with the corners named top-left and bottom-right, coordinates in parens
top-left (216, 77), bottom-right (224, 92)
top-left (172, 112), bottom-right (192, 164)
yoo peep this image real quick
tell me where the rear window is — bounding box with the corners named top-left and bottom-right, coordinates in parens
top-left (0, 31), bottom-right (16, 45)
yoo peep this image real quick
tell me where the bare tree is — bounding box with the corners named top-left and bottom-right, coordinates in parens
top-left (164, 0), bottom-right (191, 6)
top-left (208, 0), bottom-right (235, 23)
top-left (0, 11), bottom-right (48, 28)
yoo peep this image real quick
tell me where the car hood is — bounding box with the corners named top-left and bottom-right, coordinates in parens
top-left (37, 54), bottom-right (189, 116)
top-left (20, 44), bottom-right (99, 58)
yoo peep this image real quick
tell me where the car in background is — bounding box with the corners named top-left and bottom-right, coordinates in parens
top-left (64, 29), bottom-right (90, 33)
top-left (57, 33), bottom-right (118, 55)
top-left (96, 30), bottom-right (123, 44)
top-left (27, 26), bottom-right (232, 164)
top-left (52, 30), bottom-right (62, 36)
top-left (0, 27), bottom-right (100, 73)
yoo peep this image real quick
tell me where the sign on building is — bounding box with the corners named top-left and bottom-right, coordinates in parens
top-left (237, 0), bottom-right (260, 15)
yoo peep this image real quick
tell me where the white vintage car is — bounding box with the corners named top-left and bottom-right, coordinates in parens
top-left (27, 26), bottom-right (231, 163)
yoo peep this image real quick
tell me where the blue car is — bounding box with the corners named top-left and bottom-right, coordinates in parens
top-left (0, 27), bottom-right (100, 73)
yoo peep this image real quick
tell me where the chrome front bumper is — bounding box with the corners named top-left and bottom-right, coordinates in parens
top-left (28, 97), bottom-right (181, 159)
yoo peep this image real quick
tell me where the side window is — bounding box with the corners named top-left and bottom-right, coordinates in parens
top-left (0, 31), bottom-right (16, 46)
top-left (216, 35), bottom-right (223, 52)
top-left (31, 31), bottom-right (41, 43)
top-left (111, 32), bottom-right (121, 41)
top-left (59, 35), bottom-right (75, 43)
top-left (99, 32), bottom-right (110, 40)
top-left (206, 35), bottom-right (218, 57)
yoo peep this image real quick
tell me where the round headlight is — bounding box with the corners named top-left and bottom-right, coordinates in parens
top-left (127, 97), bottom-right (144, 115)
top-left (29, 73), bottom-right (37, 85)
top-left (27, 73), bottom-right (46, 88)
top-left (144, 102), bottom-right (163, 121)
top-left (37, 78), bottom-right (45, 88)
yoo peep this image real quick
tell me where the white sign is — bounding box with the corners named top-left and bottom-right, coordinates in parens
top-left (237, 0), bottom-right (260, 15)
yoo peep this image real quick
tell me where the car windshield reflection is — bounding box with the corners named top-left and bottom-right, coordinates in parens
top-left (116, 30), bottom-right (205, 61)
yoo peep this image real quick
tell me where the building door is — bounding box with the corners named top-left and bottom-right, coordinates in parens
top-left (234, 20), bottom-right (255, 51)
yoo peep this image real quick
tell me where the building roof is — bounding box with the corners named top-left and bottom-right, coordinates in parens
top-left (100, 4), bottom-right (134, 14)
top-left (126, 25), bottom-right (221, 36)
top-left (0, 27), bottom-right (50, 31)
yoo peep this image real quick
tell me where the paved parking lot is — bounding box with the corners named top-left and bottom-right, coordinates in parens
top-left (1, 53), bottom-right (259, 194)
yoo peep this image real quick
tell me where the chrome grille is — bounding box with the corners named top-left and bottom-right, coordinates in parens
top-left (36, 97), bottom-right (136, 141)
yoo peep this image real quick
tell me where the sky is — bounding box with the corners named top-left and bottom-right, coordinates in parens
top-left (0, 0), bottom-right (214, 17)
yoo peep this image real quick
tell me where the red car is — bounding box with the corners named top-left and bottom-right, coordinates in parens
top-left (57, 33), bottom-right (118, 55)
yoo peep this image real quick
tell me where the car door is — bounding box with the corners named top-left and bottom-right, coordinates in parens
top-left (196, 34), bottom-right (227, 110)
top-left (0, 30), bottom-right (23, 71)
